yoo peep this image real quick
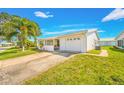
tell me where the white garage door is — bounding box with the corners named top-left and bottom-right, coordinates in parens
top-left (65, 37), bottom-right (81, 52)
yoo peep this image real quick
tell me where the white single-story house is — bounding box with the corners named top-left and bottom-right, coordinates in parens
top-left (38, 29), bottom-right (99, 53)
top-left (115, 31), bottom-right (124, 48)
top-left (99, 38), bottom-right (116, 46)
top-left (0, 36), bottom-right (15, 47)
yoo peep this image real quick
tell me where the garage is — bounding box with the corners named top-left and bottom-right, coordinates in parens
top-left (65, 37), bottom-right (81, 52)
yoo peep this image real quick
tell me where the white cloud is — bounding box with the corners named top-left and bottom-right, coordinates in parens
top-left (98, 30), bottom-right (105, 33)
top-left (43, 28), bottom-right (97, 35)
top-left (102, 8), bottom-right (124, 22)
top-left (34, 11), bottom-right (53, 18)
top-left (58, 24), bottom-right (97, 29)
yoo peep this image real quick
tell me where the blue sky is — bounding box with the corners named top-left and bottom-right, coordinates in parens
top-left (1, 8), bottom-right (124, 39)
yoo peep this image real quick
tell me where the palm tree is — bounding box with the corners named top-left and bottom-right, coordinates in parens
top-left (0, 13), bottom-right (42, 51)
top-left (11, 16), bottom-right (31, 51)
top-left (11, 16), bottom-right (41, 51)
top-left (28, 21), bottom-right (41, 49)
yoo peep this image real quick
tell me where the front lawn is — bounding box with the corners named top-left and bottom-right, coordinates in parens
top-left (0, 47), bottom-right (40, 60)
top-left (25, 46), bottom-right (124, 85)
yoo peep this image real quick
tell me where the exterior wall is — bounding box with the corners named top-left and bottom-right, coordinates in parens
top-left (86, 32), bottom-right (99, 51)
top-left (59, 34), bottom-right (87, 53)
top-left (99, 41), bottom-right (116, 46)
top-left (42, 45), bottom-right (54, 51)
top-left (41, 40), bottom-right (55, 51)
top-left (116, 32), bottom-right (124, 47)
top-left (59, 38), bottom-right (66, 50)
top-left (80, 35), bottom-right (87, 52)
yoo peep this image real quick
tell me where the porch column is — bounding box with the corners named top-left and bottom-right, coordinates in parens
top-left (43, 40), bottom-right (46, 45)
top-left (37, 39), bottom-right (40, 49)
top-left (53, 39), bottom-right (55, 46)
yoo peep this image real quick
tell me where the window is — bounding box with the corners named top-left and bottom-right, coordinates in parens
top-left (77, 38), bottom-right (80, 40)
top-left (45, 40), bottom-right (53, 45)
top-left (67, 38), bottom-right (69, 40)
top-left (118, 40), bottom-right (123, 47)
top-left (74, 38), bottom-right (76, 40)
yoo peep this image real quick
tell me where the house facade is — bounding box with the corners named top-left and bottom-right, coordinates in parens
top-left (0, 36), bottom-right (4, 47)
top-left (115, 31), bottom-right (124, 48)
top-left (39, 29), bottom-right (99, 53)
top-left (0, 36), bottom-right (15, 47)
top-left (99, 38), bottom-right (116, 46)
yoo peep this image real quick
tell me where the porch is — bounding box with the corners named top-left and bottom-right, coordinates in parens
top-left (41, 38), bottom-right (59, 51)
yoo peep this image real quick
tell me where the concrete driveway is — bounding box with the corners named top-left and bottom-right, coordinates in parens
top-left (0, 52), bottom-right (74, 85)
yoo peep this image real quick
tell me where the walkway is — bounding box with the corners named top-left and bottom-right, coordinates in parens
top-left (98, 50), bottom-right (108, 57)
top-left (85, 49), bottom-right (108, 57)
top-left (0, 52), bottom-right (73, 85)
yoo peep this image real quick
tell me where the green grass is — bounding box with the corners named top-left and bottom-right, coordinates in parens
top-left (25, 46), bottom-right (124, 85)
top-left (88, 49), bottom-right (101, 54)
top-left (0, 47), bottom-right (40, 60)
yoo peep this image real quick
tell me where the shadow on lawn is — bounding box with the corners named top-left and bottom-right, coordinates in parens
top-left (109, 47), bottom-right (124, 53)
top-left (0, 51), bottom-right (17, 56)
top-left (53, 51), bottom-right (79, 57)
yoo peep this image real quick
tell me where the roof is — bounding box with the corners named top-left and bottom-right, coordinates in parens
top-left (100, 38), bottom-right (116, 41)
top-left (39, 29), bottom-right (99, 40)
top-left (115, 31), bottom-right (124, 40)
top-left (39, 36), bottom-right (58, 40)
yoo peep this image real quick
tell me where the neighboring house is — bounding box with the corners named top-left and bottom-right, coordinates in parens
top-left (115, 31), bottom-right (124, 48)
top-left (0, 42), bottom-right (14, 47)
top-left (99, 38), bottom-right (116, 46)
top-left (0, 36), bottom-right (15, 47)
top-left (39, 29), bottom-right (99, 53)
top-left (0, 36), bottom-right (4, 47)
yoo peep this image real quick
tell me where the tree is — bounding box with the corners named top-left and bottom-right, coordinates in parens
top-left (0, 12), bottom-right (42, 51)
top-left (0, 12), bottom-right (15, 41)
top-left (12, 16), bottom-right (41, 51)
top-left (28, 21), bottom-right (41, 49)
top-left (0, 12), bottom-right (11, 24)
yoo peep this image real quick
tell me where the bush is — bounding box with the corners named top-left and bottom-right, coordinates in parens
top-left (113, 46), bottom-right (119, 49)
top-left (26, 40), bottom-right (35, 49)
top-left (39, 41), bottom-right (43, 48)
top-left (16, 40), bottom-right (36, 49)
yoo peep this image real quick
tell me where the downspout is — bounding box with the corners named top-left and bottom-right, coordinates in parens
top-left (85, 32), bottom-right (87, 53)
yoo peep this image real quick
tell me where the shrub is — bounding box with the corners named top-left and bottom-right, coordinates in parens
top-left (26, 40), bottom-right (35, 49)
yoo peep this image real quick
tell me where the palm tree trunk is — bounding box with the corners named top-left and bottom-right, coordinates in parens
top-left (36, 38), bottom-right (40, 49)
top-left (34, 37), bottom-right (40, 49)
top-left (22, 45), bottom-right (25, 51)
